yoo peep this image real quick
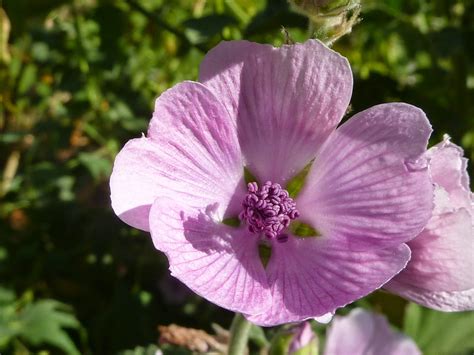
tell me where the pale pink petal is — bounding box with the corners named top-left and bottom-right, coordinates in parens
top-left (110, 81), bottom-right (244, 231)
top-left (385, 136), bottom-right (474, 311)
top-left (387, 283), bottom-right (474, 313)
top-left (148, 197), bottom-right (270, 314)
top-left (199, 40), bottom-right (273, 120)
top-left (427, 135), bottom-right (473, 213)
top-left (200, 40), bottom-right (353, 184)
top-left (297, 103), bottom-right (433, 250)
top-left (324, 308), bottom-right (421, 355)
top-left (245, 238), bottom-right (411, 326)
top-left (386, 208), bottom-right (474, 311)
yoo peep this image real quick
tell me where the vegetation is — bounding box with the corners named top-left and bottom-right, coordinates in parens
top-left (1, 0), bottom-right (473, 353)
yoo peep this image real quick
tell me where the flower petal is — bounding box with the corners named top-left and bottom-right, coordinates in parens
top-left (199, 40), bottom-right (272, 120)
top-left (110, 81), bottom-right (244, 231)
top-left (385, 208), bottom-right (474, 311)
top-left (200, 40), bottom-right (353, 184)
top-left (245, 238), bottom-right (411, 326)
top-left (324, 308), bottom-right (421, 355)
top-left (297, 103), bottom-right (433, 250)
top-left (427, 135), bottom-right (472, 213)
top-left (385, 136), bottom-right (473, 311)
top-left (149, 197), bottom-right (270, 314)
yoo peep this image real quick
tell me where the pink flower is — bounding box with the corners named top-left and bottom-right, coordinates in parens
top-left (386, 135), bottom-right (474, 311)
top-left (110, 40), bottom-right (433, 326)
top-left (288, 322), bottom-right (318, 354)
top-left (324, 308), bottom-right (421, 355)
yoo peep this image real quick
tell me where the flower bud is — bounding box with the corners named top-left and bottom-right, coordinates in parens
top-left (289, 0), bottom-right (361, 45)
top-left (288, 322), bottom-right (318, 355)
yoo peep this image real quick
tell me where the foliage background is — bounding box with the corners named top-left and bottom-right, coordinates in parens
top-left (0, 0), bottom-right (473, 353)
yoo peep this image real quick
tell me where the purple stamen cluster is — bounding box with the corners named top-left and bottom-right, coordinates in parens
top-left (240, 181), bottom-right (300, 241)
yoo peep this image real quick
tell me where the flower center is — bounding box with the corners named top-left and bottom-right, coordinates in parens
top-left (240, 181), bottom-right (300, 242)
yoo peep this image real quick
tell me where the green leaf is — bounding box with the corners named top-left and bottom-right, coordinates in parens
top-left (0, 132), bottom-right (26, 144)
top-left (286, 160), bottom-right (313, 198)
top-left (0, 291), bottom-right (81, 354)
top-left (77, 151), bottom-right (112, 181)
top-left (0, 287), bottom-right (16, 305)
top-left (245, 0), bottom-right (307, 37)
top-left (289, 221), bottom-right (321, 238)
top-left (18, 300), bottom-right (81, 355)
top-left (403, 303), bottom-right (474, 355)
top-left (183, 14), bottom-right (237, 44)
top-left (18, 64), bottom-right (37, 95)
top-left (119, 344), bottom-right (162, 355)
top-left (159, 344), bottom-right (192, 355)
top-left (0, 289), bottom-right (18, 347)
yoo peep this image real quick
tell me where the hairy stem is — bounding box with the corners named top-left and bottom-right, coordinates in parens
top-left (228, 313), bottom-right (252, 355)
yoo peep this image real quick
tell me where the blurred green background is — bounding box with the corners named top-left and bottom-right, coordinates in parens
top-left (0, 0), bottom-right (473, 354)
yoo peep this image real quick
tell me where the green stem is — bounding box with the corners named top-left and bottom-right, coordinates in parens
top-left (228, 313), bottom-right (252, 355)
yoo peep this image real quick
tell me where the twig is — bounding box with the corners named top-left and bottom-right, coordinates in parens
top-left (1, 150), bottom-right (20, 197)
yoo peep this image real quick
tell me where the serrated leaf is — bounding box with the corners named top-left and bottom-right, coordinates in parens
top-left (0, 288), bottom-right (21, 347)
top-left (18, 300), bottom-right (81, 355)
top-left (0, 304), bottom-right (19, 347)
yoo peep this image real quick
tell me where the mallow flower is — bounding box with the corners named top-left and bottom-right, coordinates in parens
top-left (386, 135), bottom-right (474, 311)
top-left (110, 40), bottom-right (433, 326)
top-left (324, 308), bottom-right (421, 355)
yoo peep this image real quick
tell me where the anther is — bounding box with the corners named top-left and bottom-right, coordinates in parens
top-left (240, 181), bottom-right (299, 241)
